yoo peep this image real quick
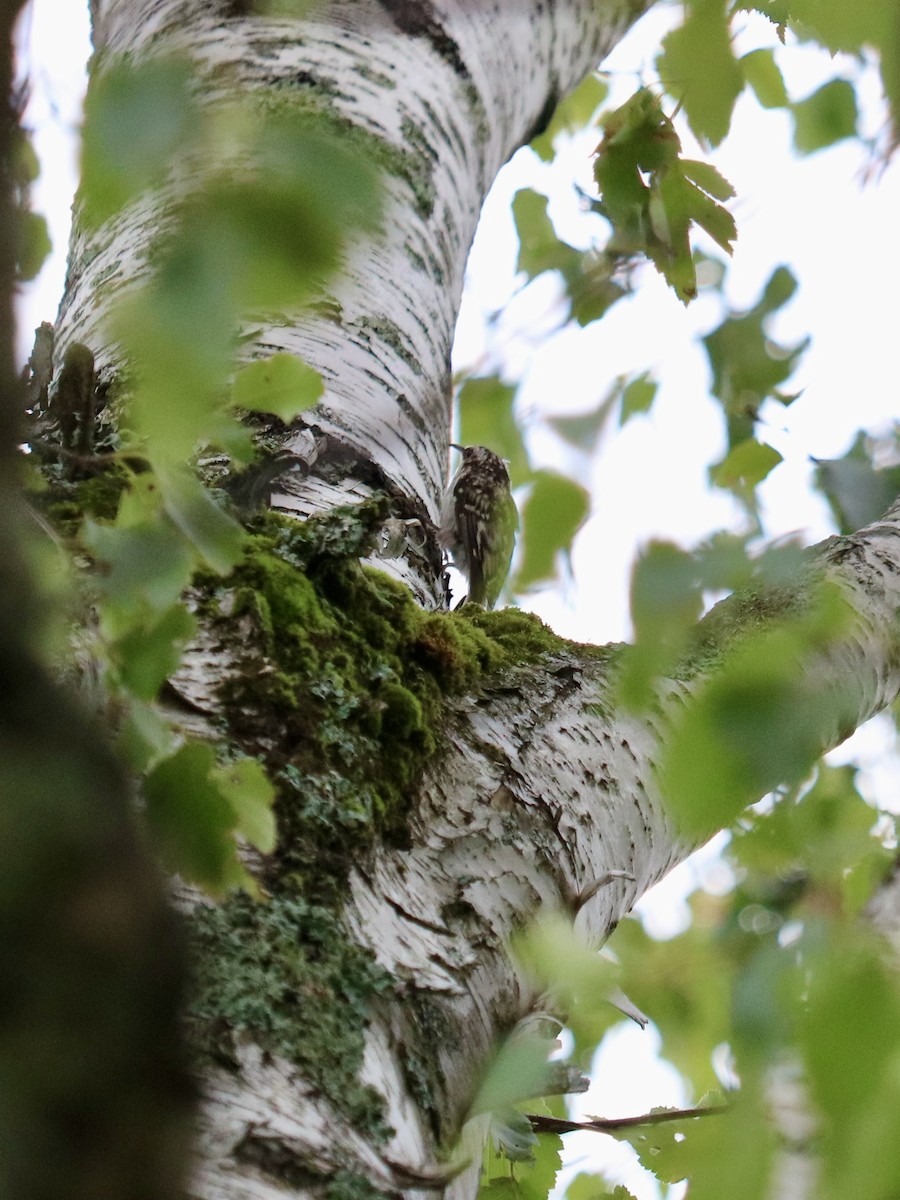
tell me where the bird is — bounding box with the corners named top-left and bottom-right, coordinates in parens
top-left (438, 443), bottom-right (518, 609)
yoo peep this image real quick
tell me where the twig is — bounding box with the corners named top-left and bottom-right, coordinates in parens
top-left (26, 439), bottom-right (148, 470)
top-left (527, 1103), bottom-right (728, 1136)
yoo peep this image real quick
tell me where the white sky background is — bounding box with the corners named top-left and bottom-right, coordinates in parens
top-left (16, 3), bottom-right (900, 1198)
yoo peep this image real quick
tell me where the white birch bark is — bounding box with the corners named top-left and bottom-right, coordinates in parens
top-left (54, 3), bottom-right (900, 1199)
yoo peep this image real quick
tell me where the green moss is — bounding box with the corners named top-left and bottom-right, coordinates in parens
top-left (188, 502), bottom-right (570, 1135)
top-left (188, 893), bottom-right (393, 1140)
top-left (326, 1171), bottom-right (391, 1200)
top-left (196, 505), bottom-right (564, 904)
top-left (36, 464), bottom-right (129, 539)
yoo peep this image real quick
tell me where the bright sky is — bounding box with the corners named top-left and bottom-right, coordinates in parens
top-left (17, 4), bottom-right (900, 1198)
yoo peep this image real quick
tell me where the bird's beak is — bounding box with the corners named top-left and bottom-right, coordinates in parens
top-left (450, 443), bottom-right (463, 451)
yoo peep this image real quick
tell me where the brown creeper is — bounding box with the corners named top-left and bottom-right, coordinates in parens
top-left (438, 444), bottom-right (518, 609)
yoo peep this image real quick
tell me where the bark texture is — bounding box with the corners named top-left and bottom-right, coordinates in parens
top-left (63, 0), bottom-right (645, 603)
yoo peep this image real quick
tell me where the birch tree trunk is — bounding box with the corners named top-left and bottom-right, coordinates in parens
top-left (49, 2), bottom-right (900, 1200)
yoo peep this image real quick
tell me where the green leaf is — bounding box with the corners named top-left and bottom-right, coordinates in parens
top-left (702, 267), bottom-right (807, 435)
top-left (630, 541), bottom-right (702, 642)
top-left (470, 1032), bottom-right (558, 1118)
top-left (457, 376), bottom-right (530, 487)
top-left (531, 73), bottom-right (609, 161)
top-left (802, 932), bottom-right (900, 1126)
top-left (623, 1092), bottom-right (772, 1200)
top-left (80, 56), bottom-right (197, 227)
top-left (619, 372), bottom-right (658, 425)
top-left (188, 176), bottom-right (341, 310)
top-left (113, 602), bottom-right (197, 700)
top-left (212, 758), bottom-right (277, 853)
top-left (480, 1178), bottom-right (525, 1200)
top-left (657, 0), bottom-right (743, 146)
top-left (566, 1173), bottom-right (637, 1200)
top-left (785, 0), bottom-right (891, 54)
top-left (733, 0), bottom-right (790, 28)
top-left (813, 430), bottom-right (900, 534)
top-left (156, 468), bottom-right (244, 574)
top-left (515, 471), bottom-right (589, 590)
top-left (490, 1110), bottom-right (539, 1164)
top-left (680, 159), bottom-right (736, 202)
top-left (232, 353), bottom-right (323, 421)
top-left (660, 620), bottom-right (849, 837)
top-left (786, 1), bottom-right (900, 136)
top-left (16, 211), bottom-right (52, 281)
top-left (117, 699), bottom-right (178, 773)
top-left (546, 386), bottom-right (619, 452)
top-left (792, 78), bottom-right (858, 153)
top-left (512, 915), bottom-right (619, 1058)
top-left (709, 439), bottom-right (783, 493)
top-left (516, 1129), bottom-right (564, 1200)
top-left (512, 189), bottom-right (580, 281)
top-left (740, 48), bottom-right (789, 109)
top-left (618, 540), bottom-right (702, 708)
top-left (592, 90), bottom-right (735, 302)
top-left (82, 517), bottom-right (196, 628)
top-left (143, 742), bottom-right (248, 893)
top-left (732, 764), bottom-right (892, 917)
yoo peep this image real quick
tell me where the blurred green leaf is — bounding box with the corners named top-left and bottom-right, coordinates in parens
top-left (470, 1032), bottom-right (558, 1118)
top-left (213, 758), bottom-right (277, 853)
top-left (703, 266), bottom-right (807, 445)
top-left (631, 541), bottom-right (702, 642)
top-left (709, 439), bottom-right (783, 494)
top-left (787, 1), bottom-right (900, 137)
top-left (513, 189), bottom-right (581, 281)
top-left (457, 376), bottom-right (530, 487)
top-left (741, 48), bottom-right (789, 108)
top-left (657, 0), bottom-right (743, 146)
top-left (619, 372), bottom-right (658, 425)
top-left (14, 131), bottom-right (40, 185)
top-left (143, 742), bottom-right (249, 893)
top-left (515, 471), bottom-right (589, 590)
top-left (813, 430), bottom-right (900, 533)
top-left (80, 56), bottom-right (197, 227)
top-left (531, 73), bottom-right (609, 161)
top-left (16, 211), bottom-right (52, 281)
top-left (732, 764), bottom-right (891, 916)
top-left (114, 602), bottom-right (197, 700)
top-left (82, 517), bottom-right (196, 627)
top-left (157, 468), bottom-right (244, 574)
top-left (661, 608), bottom-right (851, 837)
top-left (792, 78), bottom-right (858, 153)
top-left (513, 915), bottom-right (619, 1058)
top-left (117, 698), bottom-right (178, 773)
top-left (546, 388), bottom-right (618, 452)
top-left (565, 1174), bottom-right (636, 1200)
top-left (619, 540), bottom-right (702, 708)
top-left (786, 0), bottom-right (891, 55)
top-left (233, 353), bottom-right (323, 421)
top-left (802, 930), bottom-right (900, 1127)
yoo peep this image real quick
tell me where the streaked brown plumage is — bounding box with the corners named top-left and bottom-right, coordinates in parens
top-left (438, 444), bottom-right (518, 609)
